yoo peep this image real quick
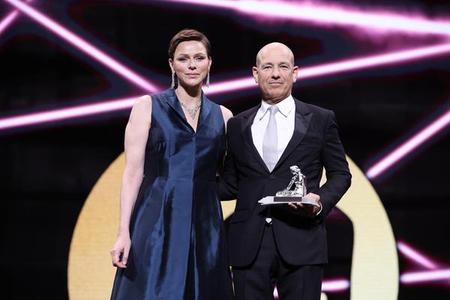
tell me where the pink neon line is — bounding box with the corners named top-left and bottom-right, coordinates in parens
top-left (4, 0), bottom-right (159, 92)
top-left (206, 43), bottom-right (450, 95)
top-left (299, 44), bottom-right (450, 79)
top-left (401, 269), bottom-right (450, 284)
top-left (205, 77), bottom-right (255, 95)
top-left (0, 97), bottom-right (137, 130)
top-left (2, 42), bottom-right (450, 130)
top-left (322, 279), bottom-right (350, 292)
top-left (0, 0), bottom-right (34, 36)
top-left (0, 44), bottom-right (450, 130)
top-left (273, 278), bottom-right (349, 297)
top-left (0, 10), bottom-right (19, 35)
top-left (166, 0), bottom-right (450, 36)
top-left (397, 241), bottom-right (439, 269)
top-left (366, 109), bottom-right (450, 178)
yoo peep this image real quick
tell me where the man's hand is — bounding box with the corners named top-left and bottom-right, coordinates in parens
top-left (288, 193), bottom-right (322, 217)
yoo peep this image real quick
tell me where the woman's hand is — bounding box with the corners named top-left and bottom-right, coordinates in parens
top-left (110, 233), bottom-right (131, 268)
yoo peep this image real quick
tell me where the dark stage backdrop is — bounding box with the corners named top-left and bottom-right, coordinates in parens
top-left (1, 1), bottom-right (449, 299)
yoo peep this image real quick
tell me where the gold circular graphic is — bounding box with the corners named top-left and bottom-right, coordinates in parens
top-left (68, 154), bottom-right (398, 299)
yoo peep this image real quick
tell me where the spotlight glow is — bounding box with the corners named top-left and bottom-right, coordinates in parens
top-left (366, 109), bottom-right (450, 179)
top-left (166, 0), bottom-right (450, 36)
top-left (4, 0), bottom-right (159, 92)
top-left (397, 241), bottom-right (439, 269)
top-left (0, 97), bottom-right (137, 130)
top-left (401, 269), bottom-right (450, 284)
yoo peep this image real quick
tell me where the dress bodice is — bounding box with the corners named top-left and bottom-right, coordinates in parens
top-left (143, 88), bottom-right (225, 183)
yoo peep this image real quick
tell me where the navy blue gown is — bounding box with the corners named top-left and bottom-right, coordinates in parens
top-left (111, 89), bottom-right (233, 299)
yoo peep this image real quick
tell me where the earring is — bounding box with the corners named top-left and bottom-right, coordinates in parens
top-left (171, 72), bottom-right (176, 89)
top-left (206, 72), bottom-right (210, 87)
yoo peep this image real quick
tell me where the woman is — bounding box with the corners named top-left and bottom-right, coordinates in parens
top-left (110, 29), bottom-right (233, 299)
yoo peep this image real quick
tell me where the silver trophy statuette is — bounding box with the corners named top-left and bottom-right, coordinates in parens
top-left (274, 165), bottom-right (306, 201)
top-left (258, 165), bottom-right (319, 206)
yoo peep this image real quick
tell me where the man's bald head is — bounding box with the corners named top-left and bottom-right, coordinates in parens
top-left (256, 42), bottom-right (295, 67)
top-left (252, 42), bottom-right (298, 104)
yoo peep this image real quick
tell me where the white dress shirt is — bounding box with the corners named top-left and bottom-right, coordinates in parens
top-left (252, 96), bottom-right (295, 223)
top-left (252, 95), bottom-right (323, 219)
top-left (251, 95), bottom-right (295, 164)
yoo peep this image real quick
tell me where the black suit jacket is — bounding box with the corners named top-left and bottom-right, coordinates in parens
top-left (220, 98), bottom-right (351, 267)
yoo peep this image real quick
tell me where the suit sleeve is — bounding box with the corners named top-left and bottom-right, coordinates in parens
top-left (217, 118), bottom-right (239, 200)
top-left (317, 111), bottom-right (352, 218)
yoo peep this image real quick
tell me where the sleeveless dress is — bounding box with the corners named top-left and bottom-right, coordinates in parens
top-left (111, 89), bottom-right (233, 299)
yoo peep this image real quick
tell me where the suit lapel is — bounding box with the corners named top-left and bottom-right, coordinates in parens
top-left (273, 99), bottom-right (312, 171)
top-left (241, 105), bottom-right (270, 173)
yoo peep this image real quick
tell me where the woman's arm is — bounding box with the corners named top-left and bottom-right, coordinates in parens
top-left (218, 105), bottom-right (238, 200)
top-left (220, 105), bottom-right (233, 130)
top-left (111, 95), bottom-right (152, 268)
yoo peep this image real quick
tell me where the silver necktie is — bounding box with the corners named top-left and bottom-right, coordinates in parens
top-left (262, 106), bottom-right (278, 172)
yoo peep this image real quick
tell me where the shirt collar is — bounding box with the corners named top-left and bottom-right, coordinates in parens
top-left (259, 95), bottom-right (295, 120)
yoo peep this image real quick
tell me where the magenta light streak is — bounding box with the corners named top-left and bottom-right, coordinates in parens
top-left (0, 97), bottom-right (137, 130)
top-left (167, 0), bottom-right (450, 36)
top-left (205, 77), bottom-right (256, 95)
top-left (366, 109), bottom-right (450, 179)
top-left (4, 0), bottom-right (159, 92)
top-left (0, 0), bottom-right (33, 34)
top-left (401, 269), bottom-right (450, 284)
top-left (0, 10), bottom-right (19, 35)
top-left (273, 278), bottom-right (349, 297)
top-left (397, 241), bottom-right (439, 269)
top-left (206, 43), bottom-right (450, 95)
top-left (3, 43), bottom-right (450, 130)
top-left (300, 44), bottom-right (450, 79)
top-left (0, 0), bottom-right (32, 35)
top-left (322, 279), bottom-right (350, 292)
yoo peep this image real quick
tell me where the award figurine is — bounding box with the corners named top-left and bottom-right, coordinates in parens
top-left (274, 165), bottom-right (306, 200)
top-left (258, 165), bottom-right (319, 207)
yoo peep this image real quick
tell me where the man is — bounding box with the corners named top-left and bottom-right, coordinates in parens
top-left (220, 42), bottom-right (351, 300)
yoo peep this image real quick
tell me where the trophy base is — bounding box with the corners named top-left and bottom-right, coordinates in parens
top-left (274, 196), bottom-right (303, 202)
top-left (258, 196), bottom-right (320, 207)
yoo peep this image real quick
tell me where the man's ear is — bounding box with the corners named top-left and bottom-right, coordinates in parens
top-left (252, 66), bottom-right (259, 83)
top-left (292, 66), bottom-right (299, 82)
